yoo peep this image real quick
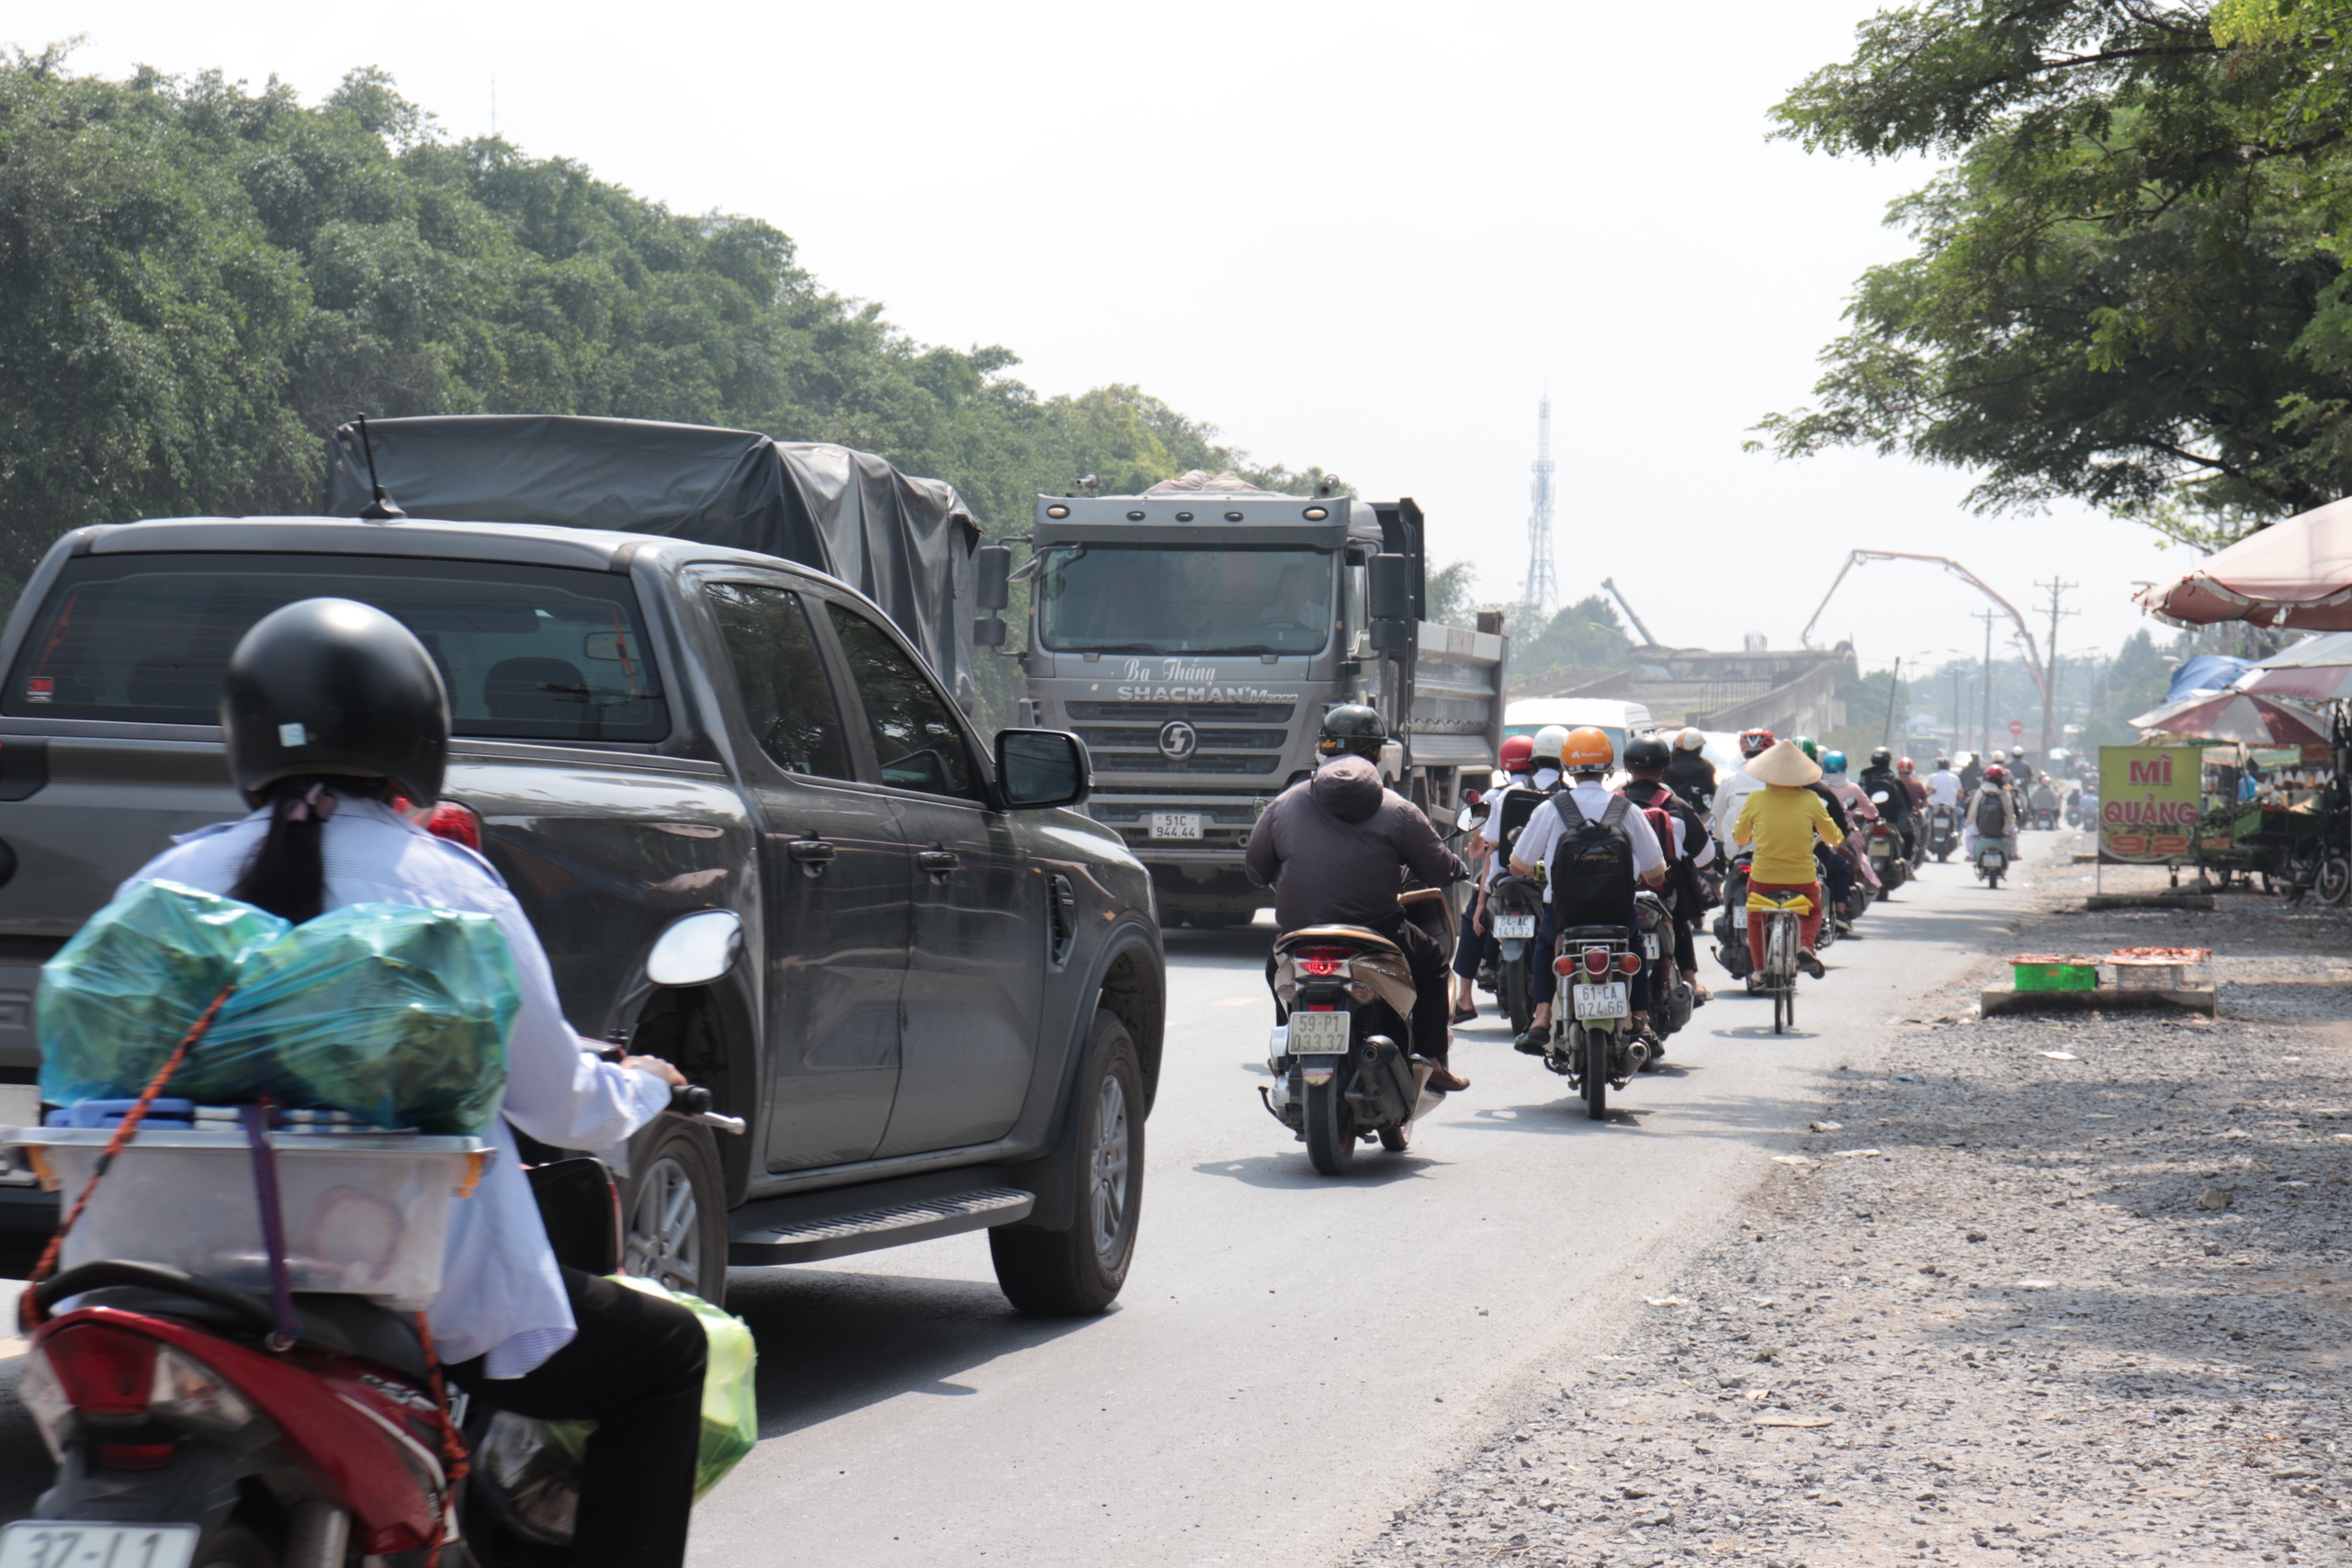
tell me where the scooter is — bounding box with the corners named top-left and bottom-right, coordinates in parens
top-left (1544, 926), bottom-right (1648, 1121)
top-left (1974, 838), bottom-right (2009, 889)
top-left (1864, 791), bottom-right (1910, 896)
top-left (1712, 851), bottom-right (1754, 983)
top-left (1634, 889), bottom-right (1691, 1065)
top-left (6, 1085), bottom-right (741, 1568)
top-left (1486, 874), bottom-right (1544, 1039)
top-left (1925, 803), bottom-right (1960, 862)
top-left (1263, 924), bottom-right (1444, 1174)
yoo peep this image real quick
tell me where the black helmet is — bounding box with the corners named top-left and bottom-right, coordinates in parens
top-left (221, 598), bottom-right (450, 805)
top-left (1870, 747), bottom-right (1894, 768)
top-left (1317, 703), bottom-right (1387, 761)
top-left (1623, 736), bottom-right (1671, 772)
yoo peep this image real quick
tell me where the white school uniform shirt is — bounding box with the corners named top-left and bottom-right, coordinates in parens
top-left (123, 794), bottom-right (672, 1378)
top-left (1510, 779), bottom-right (1665, 904)
top-left (1927, 769), bottom-right (1963, 808)
top-left (1709, 766), bottom-right (1766, 850)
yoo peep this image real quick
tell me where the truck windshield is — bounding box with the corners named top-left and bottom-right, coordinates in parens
top-left (1036, 545), bottom-right (1333, 656)
top-left (6, 553), bottom-right (667, 742)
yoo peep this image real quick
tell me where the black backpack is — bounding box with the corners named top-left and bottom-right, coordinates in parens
top-left (1547, 793), bottom-right (1636, 917)
top-left (1973, 788), bottom-right (2007, 839)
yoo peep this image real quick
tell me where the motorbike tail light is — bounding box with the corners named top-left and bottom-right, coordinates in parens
top-left (1294, 947), bottom-right (1348, 977)
top-left (425, 799), bottom-right (483, 852)
top-left (1582, 947), bottom-right (1609, 976)
top-left (94, 1442), bottom-right (176, 1471)
top-left (149, 1346), bottom-right (255, 1434)
top-left (41, 1322), bottom-right (157, 1419)
top-left (1618, 952), bottom-right (1642, 975)
top-left (1553, 953), bottom-right (1577, 976)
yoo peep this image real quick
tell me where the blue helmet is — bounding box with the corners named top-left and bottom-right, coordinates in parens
top-left (1822, 750), bottom-right (1848, 775)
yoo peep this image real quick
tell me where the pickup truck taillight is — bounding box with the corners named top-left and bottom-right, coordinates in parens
top-left (425, 801), bottom-right (482, 851)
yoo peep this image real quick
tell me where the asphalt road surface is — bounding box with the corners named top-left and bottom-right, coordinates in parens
top-left (0, 842), bottom-right (2038, 1560)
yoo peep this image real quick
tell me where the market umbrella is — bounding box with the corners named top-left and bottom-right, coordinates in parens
top-left (2232, 631), bottom-right (2352, 701)
top-left (2127, 690), bottom-right (2331, 745)
top-left (2136, 494), bottom-right (2352, 629)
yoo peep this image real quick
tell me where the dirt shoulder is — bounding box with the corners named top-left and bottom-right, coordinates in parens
top-left (1348, 844), bottom-right (2352, 1568)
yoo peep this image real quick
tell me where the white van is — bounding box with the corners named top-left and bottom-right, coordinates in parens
top-left (1503, 698), bottom-right (1657, 763)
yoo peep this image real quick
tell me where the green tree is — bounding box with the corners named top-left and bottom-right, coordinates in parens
top-left (1754, 1), bottom-right (2352, 539)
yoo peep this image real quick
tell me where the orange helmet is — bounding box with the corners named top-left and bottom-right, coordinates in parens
top-left (1498, 735), bottom-right (1534, 773)
top-left (1561, 726), bottom-right (1614, 772)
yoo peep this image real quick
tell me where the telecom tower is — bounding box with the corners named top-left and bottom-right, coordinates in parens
top-left (1523, 393), bottom-right (1558, 615)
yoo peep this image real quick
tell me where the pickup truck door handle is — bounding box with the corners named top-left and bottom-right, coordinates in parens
top-left (787, 838), bottom-right (837, 864)
top-left (918, 849), bottom-right (959, 875)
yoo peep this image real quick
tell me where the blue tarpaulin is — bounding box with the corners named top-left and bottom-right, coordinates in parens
top-left (2167, 653), bottom-right (2253, 704)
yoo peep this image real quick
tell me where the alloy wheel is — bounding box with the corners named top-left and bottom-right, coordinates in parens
top-left (625, 1154), bottom-right (702, 1296)
top-left (1090, 1076), bottom-right (1132, 1264)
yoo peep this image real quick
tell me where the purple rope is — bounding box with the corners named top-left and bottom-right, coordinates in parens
top-left (239, 1099), bottom-right (298, 1352)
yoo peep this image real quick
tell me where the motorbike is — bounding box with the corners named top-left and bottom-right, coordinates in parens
top-left (1264, 924), bottom-right (1444, 1174)
top-left (1712, 851), bottom-right (1754, 983)
top-left (1486, 874), bottom-right (1544, 1038)
top-left (1544, 926), bottom-right (1649, 1121)
top-left (1974, 837), bottom-right (2009, 889)
top-left (1864, 791), bottom-right (1910, 897)
top-left (6, 1084), bottom-right (742, 1568)
top-left (1925, 803), bottom-right (1959, 862)
top-left (2062, 792), bottom-right (2086, 829)
top-left (1633, 889), bottom-right (1691, 1065)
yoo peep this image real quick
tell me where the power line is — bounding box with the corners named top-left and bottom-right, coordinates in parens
top-left (2035, 578), bottom-right (2080, 756)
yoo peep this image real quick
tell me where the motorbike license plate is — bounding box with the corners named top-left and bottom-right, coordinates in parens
top-left (1286, 1009), bottom-right (1352, 1054)
top-left (1571, 982), bottom-right (1630, 1021)
top-left (1642, 933), bottom-right (1660, 958)
top-left (1731, 906), bottom-right (1747, 928)
top-left (1149, 812), bottom-right (1203, 840)
top-left (0, 1523), bottom-right (199, 1568)
top-left (1493, 914), bottom-right (1536, 939)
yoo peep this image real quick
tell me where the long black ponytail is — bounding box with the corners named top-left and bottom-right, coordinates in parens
top-left (231, 776), bottom-right (363, 924)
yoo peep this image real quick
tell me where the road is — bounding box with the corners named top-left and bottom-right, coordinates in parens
top-left (0, 844), bottom-right (2038, 1557)
top-left (684, 850), bottom-right (2030, 1567)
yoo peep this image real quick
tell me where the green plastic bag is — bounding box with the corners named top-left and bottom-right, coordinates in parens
top-left (40, 881), bottom-right (517, 1134)
top-left (542, 1277), bottom-right (759, 1501)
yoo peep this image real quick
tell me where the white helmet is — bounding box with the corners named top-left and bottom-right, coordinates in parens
top-left (1993, 750), bottom-right (2007, 763)
top-left (1532, 725), bottom-right (1571, 764)
top-left (1675, 727), bottom-right (1705, 751)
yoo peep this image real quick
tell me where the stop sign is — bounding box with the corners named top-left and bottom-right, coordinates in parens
top-left (2008, 719), bottom-right (2025, 738)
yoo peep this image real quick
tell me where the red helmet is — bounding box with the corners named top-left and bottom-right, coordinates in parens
top-left (1896, 757), bottom-right (1916, 776)
top-left (1984, 764), bottom-right (2007, 784)
top-left (1498, 735), bottom-right (1534, 773)
top-left (1738, 728), bottom-right (1776, 758)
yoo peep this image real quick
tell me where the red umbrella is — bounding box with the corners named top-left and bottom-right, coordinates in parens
top-left (2126, 690), bottom-right (2331, 745)
top-left (2137, 494), bottom-right (2352, 629)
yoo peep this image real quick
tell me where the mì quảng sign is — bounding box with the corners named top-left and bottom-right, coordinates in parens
top-left (2098, 746), bottom-right (2200, 863)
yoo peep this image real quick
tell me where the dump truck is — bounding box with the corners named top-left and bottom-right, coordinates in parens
top-left (976, 476), bottom-right (1507, 927)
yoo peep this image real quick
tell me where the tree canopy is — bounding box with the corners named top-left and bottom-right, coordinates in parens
top-left (0, 51), bottom-right (1315, 598)
top-left (1755, 0), bottom-right (2352, 545)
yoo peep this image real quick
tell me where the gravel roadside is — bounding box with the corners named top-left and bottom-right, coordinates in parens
top-left (1348, 840), bottom-right (2352, 1568)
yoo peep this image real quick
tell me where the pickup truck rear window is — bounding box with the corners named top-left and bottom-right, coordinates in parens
top-left (7, 553), bottom-right (668, 741)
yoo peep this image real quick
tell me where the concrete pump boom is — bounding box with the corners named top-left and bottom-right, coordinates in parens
top-left (1600, 577), bottom-right (1661, 649)
top-left (1798, 550), bottom-right (2047, 702)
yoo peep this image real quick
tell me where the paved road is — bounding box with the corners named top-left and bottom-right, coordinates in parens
top-left (685, 849), bottom-right (2033, 1567)
top-left (0, 842), bottom-right (2041, 1556)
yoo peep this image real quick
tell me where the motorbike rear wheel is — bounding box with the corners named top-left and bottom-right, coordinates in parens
top-left (1582, 1026), bottom-right (1608, 1122)
top-left (2321, 853), bottom-right (2352, 907)
top-left (1303, 1073), bottom-right (1357, 1175)
top-left (1501, 957), bottom-right (1532, 1036)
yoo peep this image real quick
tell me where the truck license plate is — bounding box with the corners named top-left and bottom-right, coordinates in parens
top-left (0, 1523), bottom-right (199, 1568)
top-left (1286, 1010), bottom-right (1351, 1054)
top-left (1493, 915), bottom-right (1536, 939)
top-left (1571, 982), bottom-right (1630, 1021)
top-left (1149, 812), bottom-right (1203, 840)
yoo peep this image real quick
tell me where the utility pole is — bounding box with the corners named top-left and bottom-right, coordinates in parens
top-left (2035, 579), bottom-right (2079, 757)
top-left (1884, 657), bottom-right (1903, 744)
top-left (1973, 608), bottom-right (2001, 760)
top-left (1948, 665), bottom-right (1964, 758)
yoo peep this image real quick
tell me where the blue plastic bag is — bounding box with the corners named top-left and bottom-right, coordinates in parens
top-left (40, 881), bottom-right (519, 1135)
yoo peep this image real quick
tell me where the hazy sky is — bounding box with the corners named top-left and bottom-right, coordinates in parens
top-left (11, 0), bottom-right (2203, 684)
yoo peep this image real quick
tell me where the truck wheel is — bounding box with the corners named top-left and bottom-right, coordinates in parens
top-left (621, 1120), bottom-right (729, 1307)
top-left (991, 1010), bottom-right (1145, 1315)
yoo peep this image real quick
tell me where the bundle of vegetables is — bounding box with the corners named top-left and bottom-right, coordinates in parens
top-left (40, 881), bottom-right (516, 1134)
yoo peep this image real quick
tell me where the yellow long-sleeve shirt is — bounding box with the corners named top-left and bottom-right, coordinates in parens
top-left (1733, 784), bottom-right (1844, 884)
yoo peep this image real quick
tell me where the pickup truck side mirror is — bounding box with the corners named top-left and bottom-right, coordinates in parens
top-left (976, 545), bottom-right (1013, 610)
top-left (645, 909), bottom-right (743, 988)
top-left (997, 728), bottom-right (1091, 810)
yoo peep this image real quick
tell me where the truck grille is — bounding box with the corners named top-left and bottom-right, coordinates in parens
top-left (1092, 753), bottom-right (1283, 775)
top-left (1071, 727), bottom-right (1289, 750)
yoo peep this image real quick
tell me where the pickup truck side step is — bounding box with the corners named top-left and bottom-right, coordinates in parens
top-left (729, 1187), bottom-right (1035, 1266)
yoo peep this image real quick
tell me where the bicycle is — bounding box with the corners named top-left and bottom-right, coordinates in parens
top-left (1750, 887), bottom-right (1811, 1034)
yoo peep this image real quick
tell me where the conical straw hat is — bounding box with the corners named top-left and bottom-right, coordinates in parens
top-left (1747, 739), bottom-right (1822, 787)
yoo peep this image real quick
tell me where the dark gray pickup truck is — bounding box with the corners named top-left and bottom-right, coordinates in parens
top-left (0, 514), bottom-right (1164, 1314)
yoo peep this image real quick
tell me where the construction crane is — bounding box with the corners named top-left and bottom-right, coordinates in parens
top-left (1600, 577), bottom-right (1661, 649)
top-left (1799, 550), bottom-right (2047, 702)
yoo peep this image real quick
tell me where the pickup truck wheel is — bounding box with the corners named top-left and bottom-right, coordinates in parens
top-left (621, 1121), bottom-right (729, 1308)
top-left (991, 1010), bottom-right (1144, 1316)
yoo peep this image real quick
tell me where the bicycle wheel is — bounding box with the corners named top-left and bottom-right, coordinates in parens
top-left (2322, 853), bottom-right (2352, 907)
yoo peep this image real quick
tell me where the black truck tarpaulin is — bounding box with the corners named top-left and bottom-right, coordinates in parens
top-left (324, 415), bottom-right (983, 708)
